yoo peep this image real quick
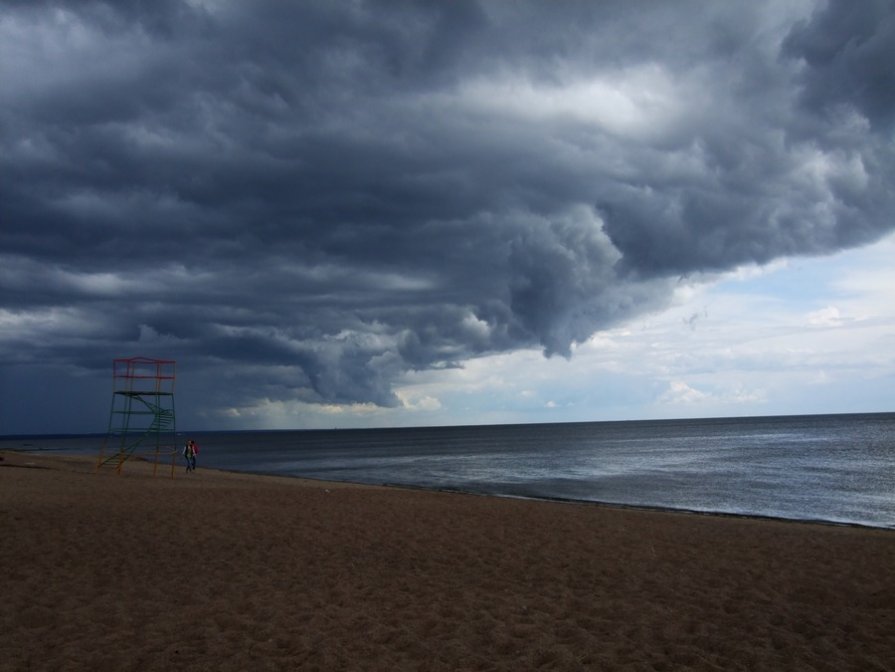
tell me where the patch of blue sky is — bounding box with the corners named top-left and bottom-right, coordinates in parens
top-left (715, 231), bottom-right (895, 305)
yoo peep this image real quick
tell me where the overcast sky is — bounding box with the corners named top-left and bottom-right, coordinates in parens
top-left (2, 0), bottom-right (894, 435)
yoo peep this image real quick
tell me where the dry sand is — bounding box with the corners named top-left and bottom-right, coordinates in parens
top-left (2, 450), bottom-right (894, 671)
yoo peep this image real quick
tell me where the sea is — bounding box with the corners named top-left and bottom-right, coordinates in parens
top-left (4, 412), bottom-right (895, 530)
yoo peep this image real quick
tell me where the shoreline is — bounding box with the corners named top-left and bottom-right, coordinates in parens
top-left (5, 412), bottom-right (895, 533)
top-left (373, 481), bottom-right (895, 533)
top-left (4, 449), bottom-right (895, 670)
top-left (5, 447), bottom-right (895, 533)
top-left (124, 458), bottom-right (895, 533)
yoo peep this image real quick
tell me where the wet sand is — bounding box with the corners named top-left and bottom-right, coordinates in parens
top-left (2, 450), bottom-right (894, 671)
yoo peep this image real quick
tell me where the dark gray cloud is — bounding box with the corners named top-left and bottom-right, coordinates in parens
top-left (1, 0), bottom-right (894, 432)
top-left (784, 0), bottom-right (895, 132)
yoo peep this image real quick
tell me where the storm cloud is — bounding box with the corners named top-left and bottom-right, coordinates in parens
top-left (1, 0), bottom-right (893, 429)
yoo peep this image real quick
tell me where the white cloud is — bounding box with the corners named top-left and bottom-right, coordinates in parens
top-left (458, 65), bottom-right (685, 139)
top-left (806, 306), bottom-right (843, 327)
top-left (660, 381), bottom-right (708, 404)
top-left (396, 391), bottom-right (443, 412)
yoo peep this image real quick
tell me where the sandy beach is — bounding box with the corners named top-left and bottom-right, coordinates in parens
top-left (2, 450), bottom-right (894, 671)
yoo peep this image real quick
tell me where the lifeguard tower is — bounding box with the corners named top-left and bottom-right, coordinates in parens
top-left (96, 357), bottom-right (177, 476)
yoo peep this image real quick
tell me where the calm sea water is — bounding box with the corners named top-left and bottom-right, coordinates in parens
top-left (5, 413), bottom-right (895, 529)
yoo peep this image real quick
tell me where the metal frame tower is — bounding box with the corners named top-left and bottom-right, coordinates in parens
top-left (96, 357), bottom-right (177, 476)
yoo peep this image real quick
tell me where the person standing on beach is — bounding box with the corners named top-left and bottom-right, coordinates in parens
top-left (182, 440), bottom-right (195, 473)
top-left (189, 439), bottom-right (199, 471)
